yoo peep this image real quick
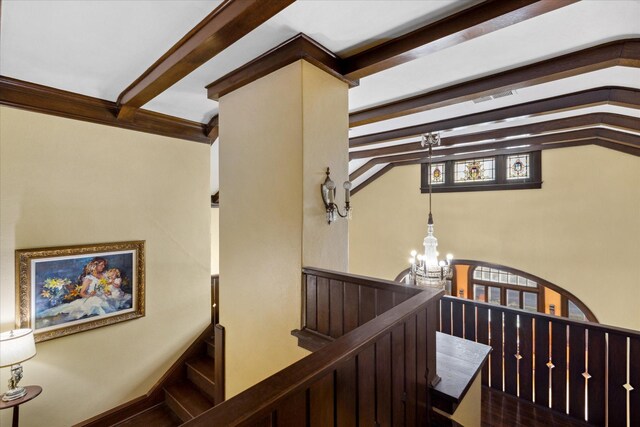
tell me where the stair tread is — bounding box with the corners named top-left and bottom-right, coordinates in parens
top-left (187, 355), bottom-right (215, 382)
top-left (116, 404), bottom-right (181, 427)
top-left (165, 379), bottom-right (213, 418)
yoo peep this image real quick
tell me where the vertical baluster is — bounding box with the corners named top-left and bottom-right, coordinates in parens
top-left (309, 372), bottom-right (334, 427)
top-left (276, 390), bottom-right (307, 427)
top-left (490, 308), bottom-right (504, 391)
top-left (416, 308), bottom-right (428, 426)
top-left (476, 306), bottom-right (490, 386)
top-left (358, 345), bottom-right (376, 426)
top-left (377, 289), bottom-right (394, 316)
top-left (376, 333), bottom-right (392, 426)
top-left (404, 315), bottom-right (417, 427)
top-left (630, 336), bottom-right (640, 427)
top-left (440, 299), bottom-right (452, 335)
top-left (464, 301), bottom-right (476, 341)
top-left (391, 323), bottom-right (406, 427)
top-left (359, 286), bottom-right (376, 326)
top-left (534, 317), bottom-right (550, 407)
top-left (451, 299), bottom-right (464, 338)
top-left (519, 314), bottom-right (534, 402)
top-left (335, 358), bottom-right (357, 426)
top-left (551, 320), bottom-right (567, 413)
top-left (503, 311), bottom-right (518, 396)
top-left (317, 277), bottom-right (330, 336)
top-left (587, 329), bottom-right (606, 425)
top-left (343, 283), bottom-right (359, 333)
top-left (568, 324), bottom-right (586, 420)
top-left (608, 333), bottom-right (628, 427)
top-left (329, 280), bottom-right (344, 338)
top-left (306, 274), bottom-right (317, 331)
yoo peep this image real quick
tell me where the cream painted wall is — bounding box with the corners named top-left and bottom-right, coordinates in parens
top-left (0, 107), bottom-right (211, 426)
top-left (219, 60), bottom-right (348, 398)
top-left (350, 146), bottom-right (640, 330)
top-left (211, 207), bottom-right (219, 274)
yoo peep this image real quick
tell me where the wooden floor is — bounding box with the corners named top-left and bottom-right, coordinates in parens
top-left (482, 387), bottom-right (589, 427)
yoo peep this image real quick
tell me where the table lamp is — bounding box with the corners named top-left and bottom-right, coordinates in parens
top-left (0, 329), bottom-right (36, 401)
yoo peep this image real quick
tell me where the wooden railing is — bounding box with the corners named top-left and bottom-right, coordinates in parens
top-left (184, 269), bottom-right (442, 426)
top-left (211, 274), bottom-right (219, 325)
top-left (439, 296), bottom-right (640, 426)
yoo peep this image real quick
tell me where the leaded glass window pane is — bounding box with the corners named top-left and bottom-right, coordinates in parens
top-left (429, 163), bottom-right (445, 184)
top-left (474, 284), bottom-right (486, 302)
top-left (488, 287), bottom-right (501, 305)
top-left (473, 267), bottom-right (537, 288)
top-left (568, 300), bottom-right (587, 321)
top-left (507, 154), bottom-right (530, 180)
top-left (454, 158), bottom-right (495, 182)
top-left (506, 290), bottom-right (520, 308)
top-left (523, 292), bottom-right (537, 312)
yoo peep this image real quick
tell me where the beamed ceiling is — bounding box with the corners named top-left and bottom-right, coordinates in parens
top-left (1, 0), bottom-right (638, 195)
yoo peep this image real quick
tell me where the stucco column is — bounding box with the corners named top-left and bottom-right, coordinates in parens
top-left (218, 60), bottom-right (349, 397)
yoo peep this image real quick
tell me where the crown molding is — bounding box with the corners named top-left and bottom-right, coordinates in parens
top-left (206, 33), bottom-right (359, 101)
top-left (0, 76), bottom-right (212, 144)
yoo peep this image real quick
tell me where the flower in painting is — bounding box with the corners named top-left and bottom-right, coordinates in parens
top-left (41, 277), bottom-right (72, 305)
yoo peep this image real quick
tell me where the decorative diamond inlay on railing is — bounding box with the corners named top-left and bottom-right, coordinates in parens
top-left (582, 372), bottom-right (591, 380)
top-left (623, 383), bottom-right (634, 392)
top-left (546, 361), bottom-right (555, 369)
top-left (515, 353), bottom-right (522, 360)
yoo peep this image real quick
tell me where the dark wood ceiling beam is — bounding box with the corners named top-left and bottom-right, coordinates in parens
top-left (206, 33), bottom-right (358, 101)
top-left (349, 128), bottom-right (638, 182)
top-left (0, 75), bottom-right (211, 144)
top-left (349, 38), bottom-right (640, 127)
top-left (206, 115), bottom-right (219, 141)
top-left (349, 87), bottom-right (640, 147)
top-left (116, 0), bottom-right (295, 113)
top-left (595, 139), bottom-right (640, 156)
top-left (342, 0), bottom-right (578, 80)
top-left (351, 165), bottom-right (394, 196)
top-left (349, 112), bottom-right (639, 160)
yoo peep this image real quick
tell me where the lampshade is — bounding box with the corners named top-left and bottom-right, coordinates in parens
top-left (0, 329), bottom-right (36, 367)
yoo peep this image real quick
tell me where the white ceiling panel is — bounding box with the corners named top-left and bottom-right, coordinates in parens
top-left (349, 67), bottom-right (640, 138)
top-left (0, 0), bottom-right (221, 101)
top-left (348, 0), bottom-right (640, 112)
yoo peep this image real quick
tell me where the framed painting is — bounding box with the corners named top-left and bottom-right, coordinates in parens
top-left (16, 241), bottom-right (145, 342)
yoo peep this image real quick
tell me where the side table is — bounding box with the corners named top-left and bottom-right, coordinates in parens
top-left (0, 386), bottom-right (42, 427)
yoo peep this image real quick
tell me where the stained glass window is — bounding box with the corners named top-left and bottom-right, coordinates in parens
top-left (567, 300), bottom-right (587, 321)
top-left (507, 154), bottom-right (530, 180)
top-left (453, 158), bottom-right (495, 182)
top-left (429, 163), bottom-right (445, 184)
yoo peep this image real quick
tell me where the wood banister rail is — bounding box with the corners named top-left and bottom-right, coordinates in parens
top-left (183, 285), bottom-right (443, 426)
top-left (439, 295), bottom-right (640, 426)
top-left (211, 274), bottom-right (219, 325)
top-left (302, 267), bottom-right (423, 295)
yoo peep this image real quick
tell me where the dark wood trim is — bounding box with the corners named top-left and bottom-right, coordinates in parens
top-left (301, 267), bottom-right (422, 296)
top-left (350, 163), bottom-right (394, 196)
top-left (184, 287), bottom-right (442, 426)
top-left (349, 113), bottom-right (640, 160)
top-left (211, 192), bottom-right (220, 207)
top-left (0, 76), bottom-right (212, 144)
top-left (206, 33), bottom-right (359, 100)
top-left (75, 325), bottom-right (215, 427)
top-left (349, 87), bottom-right (640, 147)
top-left (456, 260), bottom-right (598, 323)
top-left (594, 139), bottom-right (640, 156)
top-left (349, 38), bottom-right (640, 126)
top-left (213, 324), bottom-right (225, 405)
top-left (117, 0), bottom-right (295, 110)
top-left (206, 115), bottom-right (219, 141)
top-left (342, 0), bottom-right (577, 80)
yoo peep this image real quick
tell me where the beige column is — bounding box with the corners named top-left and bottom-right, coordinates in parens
top-left (218, 60), bottom-right (349, 397)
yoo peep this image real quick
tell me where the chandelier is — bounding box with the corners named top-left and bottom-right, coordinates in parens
top-left (407, 132), bottom-right (453, 290)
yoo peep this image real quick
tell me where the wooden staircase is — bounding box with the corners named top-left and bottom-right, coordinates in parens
top-left (76, 325), bottom-right (224, 427)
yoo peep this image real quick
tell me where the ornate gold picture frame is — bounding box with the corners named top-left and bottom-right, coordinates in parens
top-left (16, 241), bottom-right (145, 342)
